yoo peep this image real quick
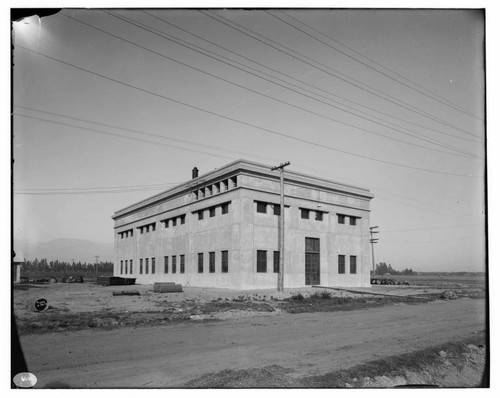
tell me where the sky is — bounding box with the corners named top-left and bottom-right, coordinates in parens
top-left (10, 5), bottom-right (488, 272)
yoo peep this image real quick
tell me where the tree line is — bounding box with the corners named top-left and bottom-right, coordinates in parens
top-left (20, 258), bottom-right (114, 278)
top-left (374, 262), bottom-right (416, 276)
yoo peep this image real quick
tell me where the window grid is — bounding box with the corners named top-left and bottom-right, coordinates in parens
top-left (164, 256), bottom-right (168, 273)
top-left (256, 202), bottom-right (267, 214)
top-left (209, 252), bottom-right (215, 273)
top-left (180, 255), bottom-right (185, 274)
top-left (350, 256), bottom-right (357, 274)
top-left (257, 250), bottom-right (267, 273)
top-left (151, 257), bottom-right (156, 274)
top-left (221, 251), bottom-right (228, 273)
top-left (198, 253), bottom-right (204, 273)
top-left (338, 255), bottom-right (345, 274)
top-left (172, 256), bottom-right (177, 273)
top-left (273, 251), bottom-right (280, 273)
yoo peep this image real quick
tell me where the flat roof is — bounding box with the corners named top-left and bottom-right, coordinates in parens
top-left (113, 159), bottom-right (373, 219)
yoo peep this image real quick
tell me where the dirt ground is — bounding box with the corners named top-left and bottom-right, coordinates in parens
top-left (13, 278), bottom-right (487, 388)
top-left (13, 281), bottom-right (471, 334)
top-left (18, 297), bottom-right (486, 388)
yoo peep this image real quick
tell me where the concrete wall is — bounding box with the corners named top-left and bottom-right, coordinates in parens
top-left (113, 163), bottom-right (372, 289)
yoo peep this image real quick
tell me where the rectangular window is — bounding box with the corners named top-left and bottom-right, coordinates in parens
top-left (273, 205), bottom-right (281, 216)
top-left (164, 219), bottom-right (169, 228)
top-left (198, 253), bottom-right (203, 273)
top-left (338, 255), bottom-right (345, 274)
top-left (350, 217), bottom-right (357, 226)
top-left (209, 252), bottom-right (215, 273)
top-left (273, 251), bottom-right (280, 273)
top-left (315, 211), bottom-right (323, 221)
top-left (151, 257), bottom-right (156, 274)
top-left (180, 255), bottom-right (185, 274)
top-left (221, 250), bottom-right (228, 273)
top-left (172, 218), bottom-right (177, 227)
top-left (338, 214), bottom-right (345, 224)
top-left (145, 258), bottom-right (149, 274)
top-left (198, 211), bottom-right (204, 220)
top-left (152, 223), bottom-right (156, 232)
top-left (130, 260), bottom-right (133, 274)
top-left (256, 201), bottom-right (267, 213)
top-left (125, 260), bottom-right (128, 274)
top-left (120, 260), bottom-right (123, 274)
top-left (164, 256), bottom-right (168, 273)
top-left (231, 176), bottom-right (237, 188)
top-left (180, 215), bottom-right (186, 224)
top-left (210, 207), bottom-right (216, 217)
top-left (172, 255), bottom-right (177, 273)
top-left (350, 256), bottom-right (357, 274)
top-left (301, 209), bottom-right (310, 219)
top-left (140, 259), bottom-right (143, 274)
top-left (257, 250), bottom-right (267, 273)
top-left (221, 203), bottom-right (229, 214)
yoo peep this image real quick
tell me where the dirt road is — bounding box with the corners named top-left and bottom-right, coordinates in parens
top-left (19, 298), bottom-right (485, 388)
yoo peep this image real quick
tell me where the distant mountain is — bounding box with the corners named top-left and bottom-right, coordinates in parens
top-left (13, 238), bottom-right (114, 263)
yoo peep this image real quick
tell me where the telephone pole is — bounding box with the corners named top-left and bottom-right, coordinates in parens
top-left (271, 161), bottom-right (290, 293)
top-left (369, 226), bottom-right (379, 278)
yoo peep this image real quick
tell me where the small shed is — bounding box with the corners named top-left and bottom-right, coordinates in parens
top-left (13, 251), bottom-right (25, 283)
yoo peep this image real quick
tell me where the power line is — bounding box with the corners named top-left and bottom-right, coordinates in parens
top-left (271, 10), bottom-right (482, 120)
top-left (380, 223), bottom-right (483, 233)
top-left (15, 45), bottom-right (481, 178)
top-left (142, 10), bottom-right (482, 145)
top-left (15, 181), bottom-right (183, 193)
top-left (73, 11), bottom-right (480, 160)
top-left (201, 10), bottom-right (483, 140)
top-left (280, 10), bottom-right (482, 121)
top-left (14, 104), bottom-right (288, 168)
top-left (14, 105), bottom-right (482, 221)
top-left (382, 233), bottom-right (484, 244)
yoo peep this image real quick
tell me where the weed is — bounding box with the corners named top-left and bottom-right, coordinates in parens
top-left (291, 293), bottom-right (304, 300)
top-left (320, 290), bottom-right (333, 299)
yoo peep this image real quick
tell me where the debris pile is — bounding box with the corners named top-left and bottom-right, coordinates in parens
top-left (441, 290), bottom-right (458, 300)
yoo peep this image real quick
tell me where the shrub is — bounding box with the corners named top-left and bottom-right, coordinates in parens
top-left (320, 290), bottom-right (333, 299)
top-left (291, 292), bottom-right (304, 300)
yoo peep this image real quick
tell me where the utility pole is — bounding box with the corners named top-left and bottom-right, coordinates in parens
top-left (369, 226), bottom-right (379, 279)
top-left (271, 161), bottom-right (290, 293)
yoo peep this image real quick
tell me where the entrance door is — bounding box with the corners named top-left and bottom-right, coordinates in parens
top-left (305, 237), bottom-right (320, 285)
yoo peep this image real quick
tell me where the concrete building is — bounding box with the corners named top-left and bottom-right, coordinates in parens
top-left (112, 160), bottom-right (374, 289)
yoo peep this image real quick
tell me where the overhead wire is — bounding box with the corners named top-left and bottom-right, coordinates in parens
top-left (143, 10), bottom-right (482, 145)
top-left (71, 11), bottom-right (480, 160)
top-left (13, 105), bottom-right (484, 223)
top-left (270, 10), bottom-right (482, 120)
top-left (280, 10), bottom-right (482, 120)
top-left (201, 10), bottom-right (484, 140)
top-left (15, 45), bottom-right (481, 178)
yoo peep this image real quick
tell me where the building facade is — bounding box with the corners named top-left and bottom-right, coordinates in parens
top-left (112, 160), bottom-right (374, 289)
